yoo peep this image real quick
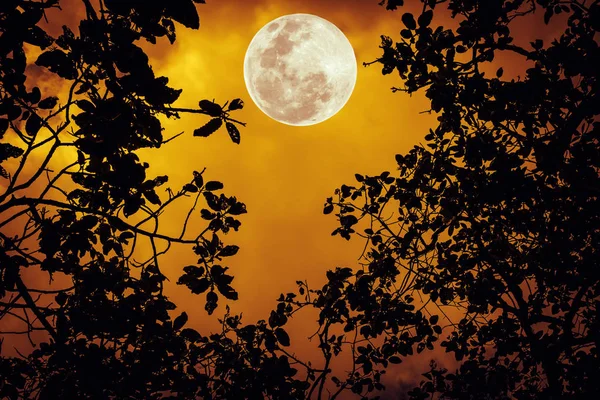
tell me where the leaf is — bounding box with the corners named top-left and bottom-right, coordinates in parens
top-left (228, 202), bottom-right (247, 215)
top-left (219, 245), bottom-right (239, 257)
top-left (226, 122), bottom-right (240, 144)
top-left (496, 67), bottom-right (504, 78)
top-left (268, 311), bottom-right (280, 328)
top-left (205, 181), bottom-right (224, 191)
top-left (161, 18), bottom-right (177, 44)
top-left (418, 10), bottom-right (433, 27)
top-left (544, 7), bottom-right (553, 24)
top-left (274, 328), bottom-right (290, 347)
top-left (200, 209), bottom-right (215, 220)
top-left (55, 292), bottom-right (68, 306)
top-left (217, 284), bottom-right (238, 300)
top-left (211, 264), bottom-right (225, 277)
top-left (401, 29), bottom-right (413, 39)
top-left (123, 197), bottom-right (142, 217)
top-left (38, 97), bottom-right (58, 109)
top-left (36, 49), bottom-right (77, 79)
top-left (25, 114), bottom-right (42, 136)
top-left (388, 356), bottom-right (402, 364)
top-left (6, 104), bottom-right (22, 121)
top-left (382, 0), bottom-right (404, 10)
top-left (77, 99), bottom-right (95, 112)
top-left (144, 190), bottom-right (161, 205)
top-left (155, 175), bottom-right (169, 186)
top-left (181, 328), bottom-right (202, 342)
top-left (204, 192), bottom-right (222, 211)
top-left (0, 119), bottom-right (8, 137)
top-left (264, 331), bottom-right (276, 352)
top-left (531, 39), bottom-right (543, 50)
top-left (340, 214), bottom-right (358, 227)
top-left (228, 98), bottom-right (244, 110)
top-left (183, 183), bottom-right (198, 192)
top-left (173, 311), bottom-right (188, 330)
top-left (198, 100), bottom-right (223, 117)
top-left (29, 87), bottom-right (41, 104)
top-left (25, 25), bottom-right (54, 49)
top-left (194, 118), bottom-right (222, 137)
top-left (165, 0), bottom-right (200, 29)
top-left (118, 231), bottom-right (134, 241)
top-left (79, 215), bottom-right (98, 229)
top-left (323, 203), bottom-right (334, 214)
top-left (215, 272), bottom-right (234, 288)
top-left (402, 13), bottom-right (417, 30)
top-left (193, 171), bottom-right (204, 188)
top-left (206, 291), bottom-right (218, 314)
top-left (191, 278), bottom-right (211, 294)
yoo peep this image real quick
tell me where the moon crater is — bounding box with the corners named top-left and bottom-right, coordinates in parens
top-left (244, 14), bottom-right (357, 126)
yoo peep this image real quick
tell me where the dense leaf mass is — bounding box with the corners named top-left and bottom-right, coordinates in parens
top-left (0, 0), bottom-right (253, 398)
top-left (322, 0), bottom-right (600, 398)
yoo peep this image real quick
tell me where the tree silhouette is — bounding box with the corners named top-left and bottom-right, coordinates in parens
top-left (1, 0), bottom-right (599, 399)
top-left (0, 0), bottom-right (264, 398)
top-left (313, 0), bottom-right (600, 398)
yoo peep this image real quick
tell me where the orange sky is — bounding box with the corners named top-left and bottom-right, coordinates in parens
top-left (144, 0), bottom-right (436, 310)
top-left (130, 1), bottom-right (564, 390)
top-left (3, 0), bottom-right (565, 394)
top-left (152, 0), bottom-right (416, 333)
top-left (134, 1), bottom-right (450, 390)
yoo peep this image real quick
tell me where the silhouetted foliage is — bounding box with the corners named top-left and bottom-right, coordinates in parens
top-left (314, 0), bottom-right (600, 398)
top-left (0, 0), bottom-right (271, 398)
top-left (2, 0), bottom-right (599, 399)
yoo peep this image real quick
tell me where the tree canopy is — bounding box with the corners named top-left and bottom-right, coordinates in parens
top-left (1, 0), bottom-right (599, 399)
top-left (321, 0), bottom-right (600, 397)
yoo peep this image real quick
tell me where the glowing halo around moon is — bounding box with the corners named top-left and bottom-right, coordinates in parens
top-left (243, 14), bottom-right (357, 126)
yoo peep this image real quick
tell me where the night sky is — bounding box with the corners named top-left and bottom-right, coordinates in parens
top-left (2, 0), bottom-right (579, 393)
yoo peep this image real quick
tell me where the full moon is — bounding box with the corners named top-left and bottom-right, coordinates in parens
top-left (243, 14), bottom-right (357, 126)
